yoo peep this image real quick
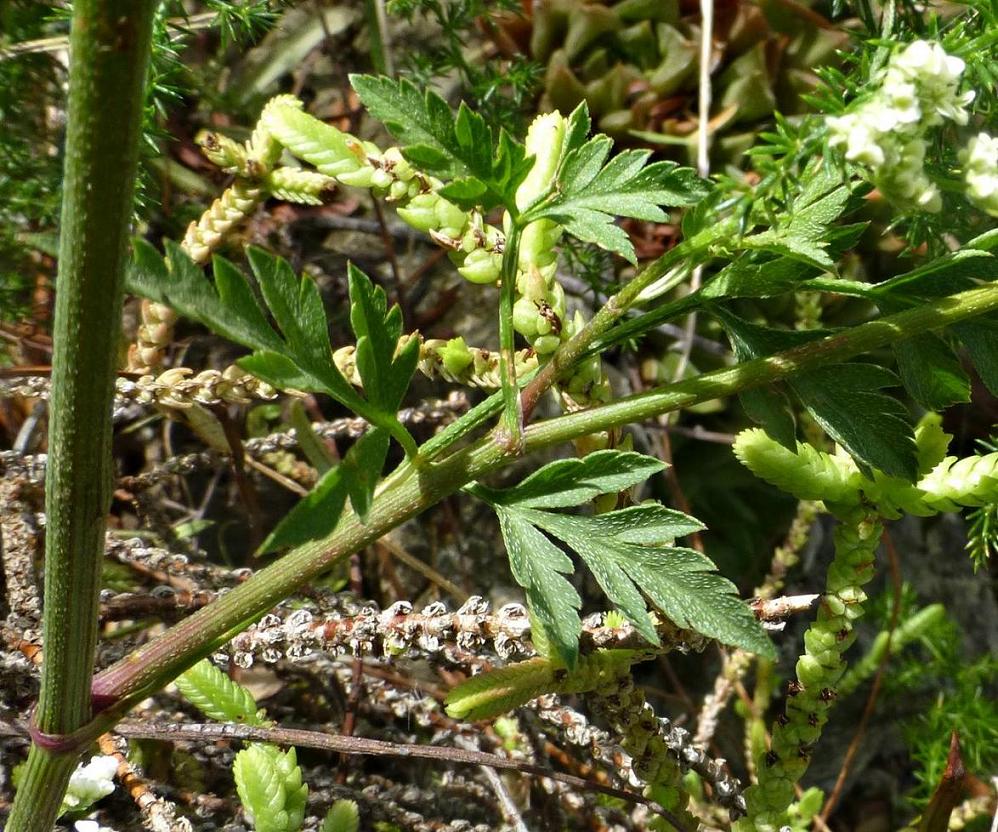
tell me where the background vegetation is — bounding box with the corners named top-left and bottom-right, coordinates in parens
top-left (0, 0), bottom-right (995, 830)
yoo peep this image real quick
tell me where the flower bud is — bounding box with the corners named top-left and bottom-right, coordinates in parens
top-left (396, 193), bottom-right (439, 232)
top-left (457, 248), bottom-right (501, 285)
top-left (803, 629), bottom-right (835, 655)
top-left (512, 297), bottom-right (539, 337)
top-left (438, 337), bottom-right (474, 377)
top-left (336, 166), bottom-right (376, 188)
top-left (434, 198), bottom-right (468, 233)
top-left (370, 168), bottom-right (393, 190)
top-left (388, 179), bottom-right (409, 201)
top-left (383, 147), bottom-right (413, 180)
top-left (519, 265), bottom-right (549, 303)
top-left (533, 334), bottom-right (561, 354)
top-left (516, 111), bottom-right (568, 210)
top-left (795, 655), bottom-right (824, 687)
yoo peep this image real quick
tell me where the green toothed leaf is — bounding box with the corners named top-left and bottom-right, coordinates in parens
top-left (480, 449), bottom-right (666, 509)
top-left (128, 243), bottom-right (418, 531)
top-left (521, 137), bottom-right (708, 264)
top-left (496, 507), bottom-right (582, 669)
top-left (258, 429), bottom-right (390, 554)
top-left (477, 450), bottom-right (773, 667)
top-left (233, 744), bottom-right (308, 832)
top-left (322, 801), bottom-right (360, 832)
top-left (716, 308), bottom-right (918, 480)
top-left (349, 74), bottom-right (531, 210)
top-left (894, 334), bottom-right (971, 411)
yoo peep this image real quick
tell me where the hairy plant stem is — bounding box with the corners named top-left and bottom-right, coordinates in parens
top-left (77, 279), bottom-right (998, 745)
top-left (5, 1), bottom-right (157, 829)
top-left (497, 224), bottom-right (525, 449)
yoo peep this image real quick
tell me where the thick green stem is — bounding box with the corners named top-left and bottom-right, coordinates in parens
top-left (524, 281), bottom-right (998, 448)
top-left (80, 279), bottom-right (998, 739)
top-left (6, 2), bottom-right (156, 829)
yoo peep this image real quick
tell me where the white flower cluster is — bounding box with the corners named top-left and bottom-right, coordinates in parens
top-left (961, 132), bottom-right (998, 216)
top-left (63, 755), bottom-right (118, 812)
top-left (828, 40), bottom-right (974, 213)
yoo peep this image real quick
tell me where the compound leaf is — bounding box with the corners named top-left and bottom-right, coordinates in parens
top-left (480, 451), bottom-right (772, 667)
top-left (527, 507), bottom-right (774, 658)
top-left (349, 74), bottom-right (530, 210)
top-left (497, 507), bottom-right (582, 669)
top-left (176, 659), bottom-right (266, 726)
top-left (790, 363), bottom-right (916, 480)
top-left (128, 242), bottom-right (418, 537)
top-left (128, 240), bottom-right (282, 354)
top-left (522, 138), bottom-right (708, 263)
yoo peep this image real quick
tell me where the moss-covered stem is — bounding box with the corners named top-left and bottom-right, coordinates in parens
top-left (77, 279), bottom-right (998, 740)
top-left (5, 2), bottom-right (157, 829)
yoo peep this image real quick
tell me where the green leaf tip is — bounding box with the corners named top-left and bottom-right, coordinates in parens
top-left (522, 134), bottom-right (710, 263)
top-left (322, 800), bottom-right (360, 832)
top-left (349, 73), bottom-right (530, 211)
top-left (234, 744), bottom-right (308, 832)
top-left (175, 659), bottom-right (269, 727)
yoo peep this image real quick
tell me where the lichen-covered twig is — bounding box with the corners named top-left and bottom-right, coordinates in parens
top-left (96, 733), bottom-right (193, 832)
top-left (222, 600), bottom-right (712, 669)
top-left (0, 479), bottom-right (43, 628)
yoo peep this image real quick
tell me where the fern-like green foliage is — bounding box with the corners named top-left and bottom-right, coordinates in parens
top-left (516, 104), bottom-right (710, 264)
top-left (233, 744), bottom-right (308, 832)
top-left (175, 659), bottom-right (268, 726)
top-left (476, 449), bottom-right (774, 668)
top-left (733, 429), bottom-right (861, 505)
top-left (350, 74), bottom-right (533, 212)
top-left (127, 244), bottom-right (419, 551)
top-left (175, 660), bottom-right (308, 832)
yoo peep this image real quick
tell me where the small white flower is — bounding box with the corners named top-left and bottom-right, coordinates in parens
top-left (828, 113), bottom-right (886, 167)
top-left (893, 40), bottom-right (965, 85)
top-left (883, 40), bottom-right (972, 126)
top-left (64, 755), bottom-right (119, 810)
top-left (879, 74), bottom-right (922, 128)
top-left (74, 822), bottom-right (115, 832)
top-left (877, 138), bottom-right (941, 212)
top-left (962, 132), bottom-right (998, 215)
top-left (828, 39), bottom-right (975, 214)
